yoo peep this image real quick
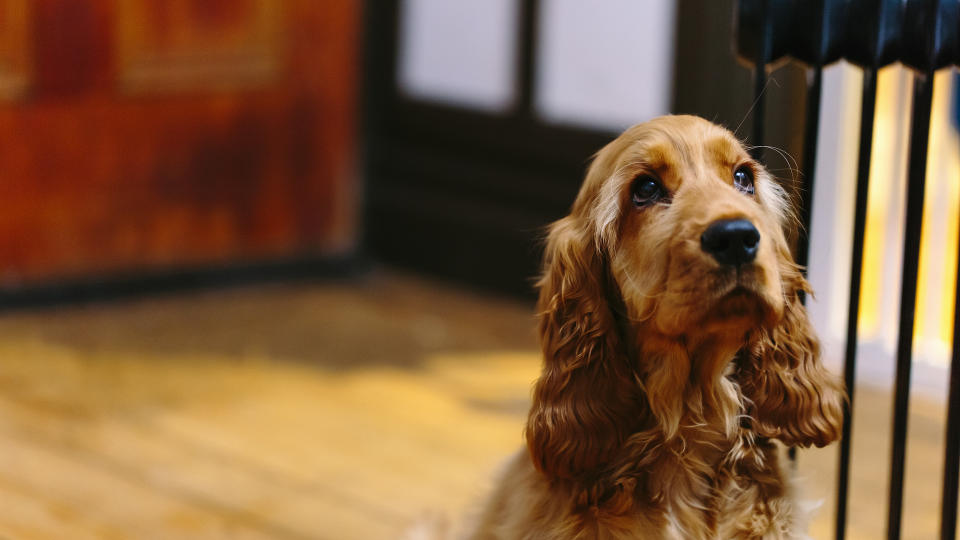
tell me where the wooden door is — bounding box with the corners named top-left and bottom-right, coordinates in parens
top-left (0, 0), bottom-right (360, 289)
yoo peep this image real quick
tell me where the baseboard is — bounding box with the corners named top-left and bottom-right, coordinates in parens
top-left (0, 252), bottom-right (370, 311)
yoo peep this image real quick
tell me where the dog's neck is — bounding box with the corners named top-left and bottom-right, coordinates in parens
top-left (630, 326), bottom-right (750, 442)
top-left (582, 326), bottom-right (764, 530)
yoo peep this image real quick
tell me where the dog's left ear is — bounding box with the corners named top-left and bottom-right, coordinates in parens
top-left (739, 274), bottom-right (846, 447)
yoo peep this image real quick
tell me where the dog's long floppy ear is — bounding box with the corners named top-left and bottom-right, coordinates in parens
top-left (525, 215), bottom-right (642, 480)
top-left (739, 272), bottom-right (845, 447)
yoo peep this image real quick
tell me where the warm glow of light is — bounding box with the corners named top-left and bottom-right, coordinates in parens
top-left (859, 66), bottom-right (911, 337)
top-left (858, 67), bottom-right (959, 366)
top-left (915, 70), bottom-right (960, 364)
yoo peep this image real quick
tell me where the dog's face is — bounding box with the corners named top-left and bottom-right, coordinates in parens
top-left (581, 115), bottom-right (794, 339)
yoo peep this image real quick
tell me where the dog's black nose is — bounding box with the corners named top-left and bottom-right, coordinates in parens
top-left (700, 219), bottom-right (760, 266)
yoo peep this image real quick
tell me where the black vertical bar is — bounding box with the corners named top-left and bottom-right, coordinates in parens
top-left (749, 1), bottom-right (772, 161)
top-left (785, 64), bottom-right (824, 466)
top-left (941, 199), bottom-right (960, 539)
top-left (750, 66), bottom-right (767, 160)
top-left (796, 65), bottom-right (823, 274)
top-left (834, 67), bottom-right (878, 540)
top-left (515, 0), bottom-right (539, 117)
top-left (886, 71), bottom-right (935, 540)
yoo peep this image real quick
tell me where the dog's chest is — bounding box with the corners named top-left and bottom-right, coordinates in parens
top-left (614, 444), bottom-right (793, 539)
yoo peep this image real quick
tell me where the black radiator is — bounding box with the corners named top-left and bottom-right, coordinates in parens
top-left (734, 1), bottom-right (960, 539)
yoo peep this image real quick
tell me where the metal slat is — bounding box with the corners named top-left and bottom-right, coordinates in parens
top-left (886, 71), bottom-right (935, 540)
top-left (941, 189), bottom-right (960, 538)
top-left (749, 1), bottom-right (773, 161)
top-left (796, 65), bottom-right (824, 274)
top-left (786, 64), bottom-right (825, 466)
top-left (834, 66), bottom-right (878, 540)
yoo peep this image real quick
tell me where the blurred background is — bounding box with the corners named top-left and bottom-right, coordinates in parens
top-left (0, 1), bottom-right (958, 539)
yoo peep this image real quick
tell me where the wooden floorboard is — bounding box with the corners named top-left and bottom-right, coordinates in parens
top-left (0, 272), bottom-right (949, 539)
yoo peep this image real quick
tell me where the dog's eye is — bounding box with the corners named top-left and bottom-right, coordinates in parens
top-left (733, 166), bottom-right (755, 195)
top-left (631, 176), bottom-right (666, 207)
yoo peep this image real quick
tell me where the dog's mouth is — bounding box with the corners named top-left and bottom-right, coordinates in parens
top-left (712, 264), bottom-right (767, 298)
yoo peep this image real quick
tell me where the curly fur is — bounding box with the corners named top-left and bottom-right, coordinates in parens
top-left (466, 116), bottom-right (845, 539)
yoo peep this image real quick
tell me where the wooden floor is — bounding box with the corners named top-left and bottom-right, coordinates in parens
top-left (0, 272), bottom-right (951, 539)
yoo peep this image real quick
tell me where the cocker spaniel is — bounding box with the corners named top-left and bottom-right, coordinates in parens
top-left (467, 115), bottom-right (845, 539)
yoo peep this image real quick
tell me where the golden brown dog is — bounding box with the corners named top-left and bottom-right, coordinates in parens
top-left (467, 115), bottom-right (845, 539)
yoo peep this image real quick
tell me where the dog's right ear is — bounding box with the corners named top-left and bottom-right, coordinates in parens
top-left (525, 217), bottom-right (641, 480)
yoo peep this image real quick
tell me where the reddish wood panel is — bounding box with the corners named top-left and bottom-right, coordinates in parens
top-left (0, 0), bottom-right (30, 99)
top-left (0, 0), bottom-right (360, 287)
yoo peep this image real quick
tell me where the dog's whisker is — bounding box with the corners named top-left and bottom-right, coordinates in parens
top-left (734, 77), bottom-right (780, 137)
top-left (747, 144), bottom-right (801, 183)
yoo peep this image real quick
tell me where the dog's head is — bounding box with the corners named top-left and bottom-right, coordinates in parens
top-left (527, 116), bottom-right (844, 481)
top-left (587, 115), bottom-right (794, 337)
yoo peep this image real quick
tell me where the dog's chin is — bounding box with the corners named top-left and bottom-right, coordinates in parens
top-left (699, 288), bottom-right (770, 333)
top-left (654, 271), bottom-right (783, 339)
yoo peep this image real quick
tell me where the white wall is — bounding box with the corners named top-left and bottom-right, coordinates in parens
top-left (398, 0), bottom-right (521, 112)
top-left (535, 0), bottom-right (676, 130)
top-left (397, 0), bottom-right (676, 129)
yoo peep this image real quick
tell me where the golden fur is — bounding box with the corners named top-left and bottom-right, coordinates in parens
top-left (467, 116), bottom-right (845, 539)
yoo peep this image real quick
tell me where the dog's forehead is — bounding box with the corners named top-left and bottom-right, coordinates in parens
top-left (607, 118), bottom-right (748, 189)
top-left (626, 127), bottom-right (745, 172)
